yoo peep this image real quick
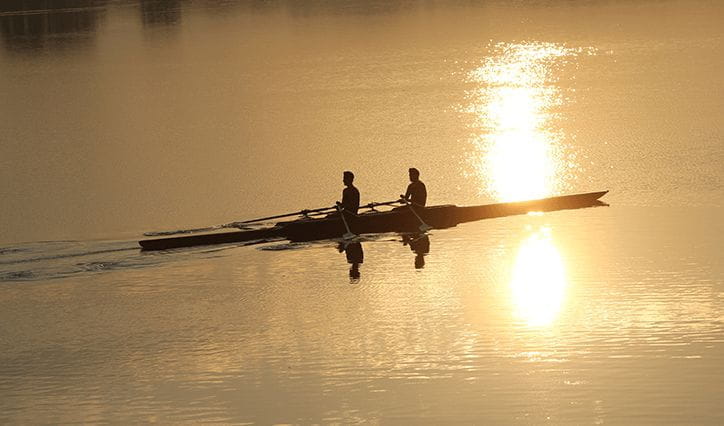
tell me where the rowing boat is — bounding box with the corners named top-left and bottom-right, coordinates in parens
top-left (138, 190), bottom-right (608, 251)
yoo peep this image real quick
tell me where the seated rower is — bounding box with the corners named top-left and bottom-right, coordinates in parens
top-left (400, 167), bottom-right (427, 207)
top-left (338, 170), bottom-right (360, 214)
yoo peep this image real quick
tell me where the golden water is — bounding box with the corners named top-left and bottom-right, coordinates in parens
top-left (1, 0), bottom-right (723, 423)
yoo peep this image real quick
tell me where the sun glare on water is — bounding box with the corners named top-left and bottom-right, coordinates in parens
top-left (510, 227), bottom-right (567, 327)
top-left (467, 42), bottom-right (589, 202)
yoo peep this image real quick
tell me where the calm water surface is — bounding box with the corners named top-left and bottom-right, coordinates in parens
top-left (1, 0), bottom-right (723, 423)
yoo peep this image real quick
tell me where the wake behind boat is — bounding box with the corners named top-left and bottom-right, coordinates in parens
top-left (138, 191), bottom-right (609, 251)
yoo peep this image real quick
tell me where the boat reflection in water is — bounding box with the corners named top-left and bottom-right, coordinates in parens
top-left (338, 241), bottom-right (364, 282)
top-left (510, 227), bottom-right (567, 327)
top-left (402, 233), bottom-right (430, 269)
top-left (336, 232), bottom-right (431, 281)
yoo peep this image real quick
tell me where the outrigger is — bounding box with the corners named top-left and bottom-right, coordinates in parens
top-left (139, 191), bottom-right (608, 250)
top-left (139, 191), bottom-right (608, 251)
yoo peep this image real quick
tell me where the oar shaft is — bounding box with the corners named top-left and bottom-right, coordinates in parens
top-left (401, 199), bottom-right (431, 230)
top-left (224, 199), bottom-right (406, 229)
top-left (236, 205), bottom-right (336, 224)
top-left (145, 200), bottom-right (405, 237)
top-left (242, 200), bottom-right (404, 223)
top-left (362, 200), bottom-right (404, 209)
top-left (336, 204), bottom-right (355, 235)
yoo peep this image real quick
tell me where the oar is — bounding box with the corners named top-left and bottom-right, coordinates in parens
top-left (361, 199), bottom-right (405, 211)
top-left (232, 205), bottom-right (338, 225)
top-left (222, 205), bottom-right (338, 229)
top-left (227, 200), bottom-right (405, 227)
top-left (401, 198), bottom-right (432, 233)
top-left (145, 200), bottom-right (406, 237)
top-left (287, 200), bottom-right (404, 219)
top-left (336, 204), bottom-right (358, 241)
top-left (230, 199), bottom-right (404, 226)
top-left (146, 205), bottom-right (337, 236)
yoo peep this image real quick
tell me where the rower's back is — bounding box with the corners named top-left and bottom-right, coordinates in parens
top-left (341, 171), bottom-right (360, 214)
top-left (342, 185), bottom-right (360, 214)
top-left (405, 168), bottom-right (427, 207)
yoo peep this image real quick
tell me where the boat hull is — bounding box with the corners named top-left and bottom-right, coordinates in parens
top-left (138, 191), bottom-right (608, 250)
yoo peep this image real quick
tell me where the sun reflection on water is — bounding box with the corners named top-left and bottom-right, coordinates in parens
top-left (467, 42), bottom-right (589, 202)
top-left (510, 227), bottom-right (567, 327)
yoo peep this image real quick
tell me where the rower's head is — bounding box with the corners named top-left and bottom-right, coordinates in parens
top-left (343, 170), bottom-right (355, 186)
top-left (408, 167), bottom-right (420, 182)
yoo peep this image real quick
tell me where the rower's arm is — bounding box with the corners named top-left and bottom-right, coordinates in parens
top-left (402, 184), bottom-right (412, 200)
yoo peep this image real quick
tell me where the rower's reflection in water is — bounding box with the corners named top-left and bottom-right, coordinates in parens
top-left (402, 234), bottom-right (430, 269)
top-left (338, 241), bottom-right (364, 282)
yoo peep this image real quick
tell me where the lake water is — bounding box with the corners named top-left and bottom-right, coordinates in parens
top-left (1, 0), bottom-right (723, 423)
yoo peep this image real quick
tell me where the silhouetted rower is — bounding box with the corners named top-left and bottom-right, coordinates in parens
top-left (340, 170), bottom-right (360, 214)
top-left (402, 167), bottom-right (427, 207)
top-left (338, 241), bottom-right (364, 282)
top-left (403, 233), bottom-right (430, 269)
